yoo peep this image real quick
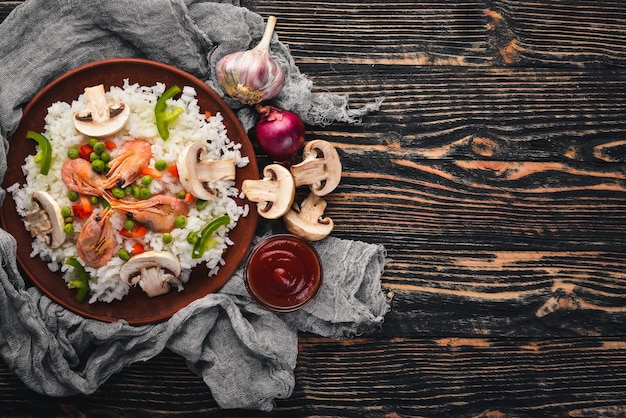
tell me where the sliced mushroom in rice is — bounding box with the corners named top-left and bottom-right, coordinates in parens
top-left (119, 250), bottom-right (182, 297)
top-left (73, 84), bottom-right (130, 137)
top-left (24, 190), bottom-right (66, 249)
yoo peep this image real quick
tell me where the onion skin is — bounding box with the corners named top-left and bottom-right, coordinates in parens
top-left (255, 105), bottom-right (305, 163)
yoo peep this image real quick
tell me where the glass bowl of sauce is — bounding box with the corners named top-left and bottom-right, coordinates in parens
top-left (244, 234), bottom-right (322, 313)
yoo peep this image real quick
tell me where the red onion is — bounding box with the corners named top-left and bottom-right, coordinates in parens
top-left (255, 105), bottom-right (305, 162)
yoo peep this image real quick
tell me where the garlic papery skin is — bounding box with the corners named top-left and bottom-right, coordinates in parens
top-left (216, 15), bottom-right (285, 106)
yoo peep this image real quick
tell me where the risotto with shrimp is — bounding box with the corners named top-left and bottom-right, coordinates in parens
top-left (9, 81), bottom-right (249, 303)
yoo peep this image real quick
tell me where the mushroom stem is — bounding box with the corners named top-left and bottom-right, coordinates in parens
top-left (290, 140), bottom-right (342, 196)
top-left (177, 142), bottom-right (236, 200)
top-left (292, 157), bottom-right (326, 188)
top-left (84, 85), bottom-right (111, 123)
top-left (284, 193), bottom-right (334, 241)
top-left (243, 178), bottom-right (282, 202)
top-left (298, 193), bottom-right (328, 221)
top-left (196, 159), bottom-right (236, 182)
top-left (73, 84), bottom-right (130, 137)
top-left (242, 163), bottom-right (295, 219)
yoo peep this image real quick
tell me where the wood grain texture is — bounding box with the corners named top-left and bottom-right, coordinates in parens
top-left (2, 0), bottom-right (626, 416)
top-left (303, 66), bottom-right (626, 162)
top-left (484, 0), bottom-right (626, 66)
top-left (2, 338), bottom-right (626, 417)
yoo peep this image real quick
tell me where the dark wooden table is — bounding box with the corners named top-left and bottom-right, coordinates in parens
top-left (2, 1), bottom-right (626, 416)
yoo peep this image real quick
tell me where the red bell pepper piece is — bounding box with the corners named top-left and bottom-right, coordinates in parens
top-left (72, 195), bottom-right (93, 218)
top-left (140, 166), bottom-right (164, 179)
top-left (79, 144), bottom-right (93, 160)
top-left (119, 224), bottom-right (148, 238)
top-left (166, 165), bottom-right (179, 178)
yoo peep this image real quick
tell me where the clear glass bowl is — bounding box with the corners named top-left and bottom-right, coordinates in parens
top-left (244, 234), bottom-right (322, 313)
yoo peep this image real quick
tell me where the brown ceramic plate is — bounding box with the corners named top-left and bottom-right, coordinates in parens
top-left (0, 58), bottom-right (258, 325)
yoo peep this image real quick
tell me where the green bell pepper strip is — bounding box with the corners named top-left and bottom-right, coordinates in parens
top-left (155, 85), bottom-right (184, 140)
top-left (192, 214), bottom-right (230, 259)
top-left (26, 131), bottom-right (52, 175)
top-left (65, 256), bottom-right (90, 303)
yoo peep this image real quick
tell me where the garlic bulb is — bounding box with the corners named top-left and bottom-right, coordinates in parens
top-left (216, 16), bottom-right (285, 105)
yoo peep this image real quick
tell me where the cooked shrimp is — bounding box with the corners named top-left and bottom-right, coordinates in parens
top-left (76, 207), bottom-right (115, 267)
top-left (61, 158), bottom-right (106, 196)
top-left (103, 138), bottom-right (152, 189)
top-left (110, 195), bottom-right (189, 233)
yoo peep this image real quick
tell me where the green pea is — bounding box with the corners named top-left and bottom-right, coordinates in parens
top-left (177, 190), bottom-right (187, 199)
top-left (67, 190), bottom-right (79, 201)
top-left (196, 199), bottom-right (208, 210)
top-left (186, 231), bottom-right (198, 244)
top-left (91, 159), bottom-right (105, 173)
top-left (155, 160), bottom-right (168, 171)
top-left (60, 206), bottom-right (72, 218)
top-left (63, 224), bottom-right (75, 234)
top-left (88, 138), bottom-right (98, 147)
top-left (123, 219), bottom-right (135, 232)
top-left (89, 152), bottom-right (99, 162)
top-left (131, 185), bottom-right (141, 199)
top-left (111, 187), bottom-right (125, 198)
top-left (92, 141), bottom-right (106, 154)
top-left (139, 187), bottom-right (152, 199)
top-left (67, 147), bottom-right (79, 159)
top-left (162, 233), bottom-right (173, 244)
top-left (141, 175), bottom-right (152, 186)
top-left (117, 248), bottom-right (131, 261)
top-left (100, 151), bottom-right (111, 163)
top-left (175, 215), bottom-right (187, 228)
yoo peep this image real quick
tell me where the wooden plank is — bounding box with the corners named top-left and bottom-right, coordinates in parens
top-left (319, 155), bottom-right (626, 251)
top-left (297, 65), bottom-right (626, 162)
top-left (247, 0), bottom-right (626, 67)
top-left (484, 0), bottom-right (626, 66)
top-left (4, 1), bottom-right (626, 68)
top-left (0, 2), bottom-right (20, 21)
top-left (1, 0), bottom-right (626, 416)
top-left (246, 0), bottom-right (492, 66)
top-left (3, 5), bottom-right (626, 163)
top-left (380, 250), bottom-right (626, 337)
top-left (2, 338), bottom-right (626, 417)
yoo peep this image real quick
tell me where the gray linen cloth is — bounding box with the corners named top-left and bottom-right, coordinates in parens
top-left (0, 0), bottom-right (389, 411)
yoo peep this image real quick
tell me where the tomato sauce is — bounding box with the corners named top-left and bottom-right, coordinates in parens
top-left (245, 234), bottom-right (322, 312)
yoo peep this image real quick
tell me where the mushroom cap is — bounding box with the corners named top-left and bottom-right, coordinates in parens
top-left (73, 84), bottom-right (130, 138)
top-left (119, 251), bottom-right (182, 297)
top-left (242, 163), bottom-right (295, 219)
top-left (177, 142), bottom-right (236, 200)
top-left (290, 140), bottom-right (342, 196)
top-left (29, 190), bottom-right (66, 248)
top-left (284, 193), bottom-right (334, 241)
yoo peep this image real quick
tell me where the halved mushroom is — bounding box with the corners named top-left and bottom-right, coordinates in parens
top-left (284, 192), bottom-right (334, 241)
top-left (73, 84), bottom-right (130, 137)
top-left (24, 190), bottom-right (66, 248)
top-left (290, 140), bottom-right (342, 196)
top-left (177, 142), bottom-right (236, 200)
top-left (242, 163), bottom-right (295, 219)
top-left (119, 250), bottom-right (182, 298)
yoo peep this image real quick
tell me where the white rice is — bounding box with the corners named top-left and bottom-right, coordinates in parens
top-left (10, 80), bottom-right (248, 303)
